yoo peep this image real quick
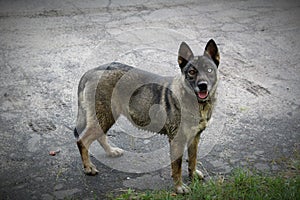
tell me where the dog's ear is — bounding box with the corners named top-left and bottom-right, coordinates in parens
top-left (178, 42), bottom-right (194, 70)
top-left (204, 39), bottom-right (220, 67)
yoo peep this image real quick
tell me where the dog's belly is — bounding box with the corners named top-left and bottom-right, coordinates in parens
top-left (126, 83), bottom-right (168, 134)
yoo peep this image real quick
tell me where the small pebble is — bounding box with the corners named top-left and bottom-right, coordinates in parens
top-left (49, 150), bottom-right (60, 156)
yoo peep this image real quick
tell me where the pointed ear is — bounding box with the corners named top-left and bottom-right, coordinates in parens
top-left (204, 39), bottom-right (220, 67)
top-left (178, 42), bottom-right (194, 70)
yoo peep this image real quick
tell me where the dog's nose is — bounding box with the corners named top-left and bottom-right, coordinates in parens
top-left (198, 81), bottom-right (208, 91)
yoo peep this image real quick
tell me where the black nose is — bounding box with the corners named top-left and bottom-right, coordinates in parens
top-left (198, 82), bottom-right (208, 91)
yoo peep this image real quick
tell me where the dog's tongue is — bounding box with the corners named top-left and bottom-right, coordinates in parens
top-left (198, 91), bottom-right (208, 99)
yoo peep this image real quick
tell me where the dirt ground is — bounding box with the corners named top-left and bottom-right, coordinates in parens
top-left (0, 0), bottom-right (299, 199)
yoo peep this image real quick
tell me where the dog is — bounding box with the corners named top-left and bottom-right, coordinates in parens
top-left (74, 39), bottom-right (220, 194)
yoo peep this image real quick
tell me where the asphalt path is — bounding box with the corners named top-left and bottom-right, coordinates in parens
top-left (0, 0), bottom-right (299, 199)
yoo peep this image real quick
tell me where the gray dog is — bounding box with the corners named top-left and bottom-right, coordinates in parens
top-left (74, 39), bottom-right (220, 193)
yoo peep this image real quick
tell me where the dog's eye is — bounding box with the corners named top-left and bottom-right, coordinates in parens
top-left (188, 69), bottom-right (197, 76)
top-left (207, 68), bottom-right (213, 73)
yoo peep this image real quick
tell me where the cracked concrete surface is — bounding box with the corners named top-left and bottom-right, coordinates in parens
top-left (0, 0), bottom-right (300, 199)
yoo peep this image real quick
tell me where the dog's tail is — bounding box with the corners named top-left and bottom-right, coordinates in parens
top-left (73, 127), bottom-right (79, 138)
top-left (63, 124), bottom-right (79, 138)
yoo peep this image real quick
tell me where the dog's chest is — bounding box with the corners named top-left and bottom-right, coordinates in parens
top-left (193, 102), bottom-right (212, 133)
top-left (200, 103), bottom-right (212, 129)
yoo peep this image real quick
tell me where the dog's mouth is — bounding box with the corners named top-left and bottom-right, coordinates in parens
top-left (196, 82), bottom-right (209, 100)
top-left (197, 90), bottom-right (209, 100)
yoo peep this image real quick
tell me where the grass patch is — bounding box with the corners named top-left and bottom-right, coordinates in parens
top-left (114, 168), bottom-right (300, 200)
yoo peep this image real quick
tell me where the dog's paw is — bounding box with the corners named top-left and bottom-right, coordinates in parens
top-left (107, 147), bottom-right (124, 157)
top-left (175, 183), bottom-right (191, 194)
top-left (194, 169), bottom-right (204, 180)
top-left (84, 163), bottom-right (99, 175)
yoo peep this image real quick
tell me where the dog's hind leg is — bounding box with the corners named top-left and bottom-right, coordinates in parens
top-left (95, 113), bottom-right (124, 157)
top-left (97, 134), bottom-right (124, 157)
top-left (76, 126), bottom-right (100, 175)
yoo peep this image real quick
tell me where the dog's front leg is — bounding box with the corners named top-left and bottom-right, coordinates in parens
top-left (187, 133), bottom-right (204, 180)
top-left (170, 138), bottom-right (190, 194)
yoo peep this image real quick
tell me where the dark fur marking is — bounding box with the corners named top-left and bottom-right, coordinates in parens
top-left (76, 139), bottom-right (84, 157)
top-left (171, 156), bottom-right (183, 185)
top-left (164, 86), bottom-right (171, 111)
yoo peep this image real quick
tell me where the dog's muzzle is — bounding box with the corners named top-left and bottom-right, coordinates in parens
top-left (197, 81), bottom-right (208, 99)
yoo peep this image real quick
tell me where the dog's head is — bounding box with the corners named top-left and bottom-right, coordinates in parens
top-left (178, 39), bottom-right (220, 102)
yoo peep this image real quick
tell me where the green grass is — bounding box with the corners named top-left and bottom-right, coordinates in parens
top-left (114, 153), bottom-right (300, 200)
top-left (114, 167), bottom-right (300, 200)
